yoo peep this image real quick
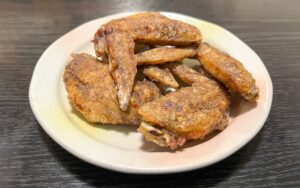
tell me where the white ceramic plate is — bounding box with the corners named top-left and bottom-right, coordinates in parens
top-left (29, 12), bottom-right (273, 174)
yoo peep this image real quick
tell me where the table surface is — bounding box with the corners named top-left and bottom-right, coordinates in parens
top-left (0, 0), bottom-right (300, 187)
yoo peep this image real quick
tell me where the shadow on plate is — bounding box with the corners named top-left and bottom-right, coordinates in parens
top-left (37, 121), bottom-right (264, 187)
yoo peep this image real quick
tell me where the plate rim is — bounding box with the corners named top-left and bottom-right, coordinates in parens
top-left (29, 11), bottom-right (273, 174)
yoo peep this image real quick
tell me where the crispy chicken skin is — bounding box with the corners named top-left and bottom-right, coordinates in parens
top-left (94, 13), bottom-right (201, 110)
top-left (170, 63), bottom-right (217, 86)
top-left (170, 63), bottom-right (207, 85)
top-left (131, 80), bottom-right (161, 110)
top-left (94, 12), bottom-right (201, 57)
top-left (64, 53), bottom-right (139, 124)
top-left (198, 42), bottom-right (259, 101)
top-left (106, 32), bottom-right (137, 111)
top-left (138, 81), bottom-right (230, 149)
top-left (136, 47), bottom-right (197, 65)
top-left (99, 46), bottom-right (196, 65)
top-left (64, 53), bottom-right (160, 125)
top-left (65, 12), bottom-right (261, 150)
top-left (170, 63), bottom-right (230, 113)
top-left (143, 66), bottom-right (179, 88)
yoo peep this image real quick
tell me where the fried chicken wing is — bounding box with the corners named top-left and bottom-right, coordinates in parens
top-left (93, 12), bottom-right (202, 110)
top-left (94, 12), bottom-right (201, 57)
top-left (138, 81), bottom-right (230, 149)
top-left (197, 42), bottom-right (259, 101)
top-left (64, 53), bottom-right (139, 124)
top-left (143, 66), bottom-right (179, 88)
top-left (64, 11), bottom-right (261, 151)
top-left (136, 47), bottom-right (197, 65)
top-left (106, 32), bottom-right (137, 111)
top-left (64, 54), bottom-right (160, 125)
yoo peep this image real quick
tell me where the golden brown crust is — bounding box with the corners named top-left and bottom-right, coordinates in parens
top-left (94, 12), bottom-right (201, 57)
top-left (197, 42), bottom-right (259, 101)
top-left (93, 13), bottom-right (202, 110)
top-left (136, 47), bottom-right (197, 65)
top-left (64, 13), bottom-right (262, 150)
top-left (106, 32), bottom-right (137, 111)
top-left (143, 66), bottom-right (179, 88)
top-left (170, 63), bottom-right (230, 112)
top-left (63, 53), bottom-right (140, 124)
top-left (170, 63), bottom-right (208, 85)
top-left (138, 56), bottom-right (231, 149)
top-left (64, 54), bottom-right (161, 125)
top-left (138, 82), bottom-right (230, 140)
top-left (131, 80), bottom-right (161, 109)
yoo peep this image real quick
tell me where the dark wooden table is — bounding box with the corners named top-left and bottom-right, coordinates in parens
top-left (1, 0), bottom-right (299, 187)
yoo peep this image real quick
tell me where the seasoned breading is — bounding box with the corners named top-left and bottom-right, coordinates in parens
top-left (62, 11), bottom-right (262, 151)
top-left (139, 83), bottom-right (230, 132)
top-left (170, 63), bottom-right (216, 85)
top-left (170, 63), bottom-right (206, 85)
top-left (94, 12), bottom-right (201, 57)
top-left (63, 53), bottom-right (139, 124)
top-left (138, 82), bottom-right (230, 149)
top-left (93, 12), bottom-right (202, 110)
top-left (170, 63), bottom-right (230, 112)
top-left (198, 42), bottom-right (259, 101)
top-left (136, 47), bottom-right (197, 65)
top-left (104, 45), bottom-right (196, 65)
top-left (131, 80), bottom-right (161, 109)
top-left (64, 53), bottom-right (160, 125)
top-left (106, 32), bottom-right (137, 111)
top-left (143, 66), bottom-right (179, 88)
